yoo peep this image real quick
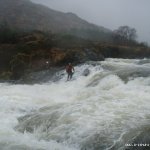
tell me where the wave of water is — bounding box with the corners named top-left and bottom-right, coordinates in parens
top-left (0, 58), bottom-right (150, 150)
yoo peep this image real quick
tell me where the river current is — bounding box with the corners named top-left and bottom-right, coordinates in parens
top-left (0, 58), bottom-right (150, 150)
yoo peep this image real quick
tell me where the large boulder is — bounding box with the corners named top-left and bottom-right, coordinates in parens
top-left (82, 68), bottom-right (90, 76)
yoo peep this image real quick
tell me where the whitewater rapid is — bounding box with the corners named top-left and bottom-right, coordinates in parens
top-left (0, 58), bottom-right (150, 150)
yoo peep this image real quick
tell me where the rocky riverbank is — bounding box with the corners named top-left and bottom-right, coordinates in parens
top-left (0, 30), bottom-right (149, 81)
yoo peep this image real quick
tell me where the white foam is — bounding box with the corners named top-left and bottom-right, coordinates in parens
top-left (0, 59), bottom-right (150, 149)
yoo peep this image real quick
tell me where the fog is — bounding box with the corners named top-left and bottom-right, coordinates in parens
top-left (31, 0), bottom-right (150, 44)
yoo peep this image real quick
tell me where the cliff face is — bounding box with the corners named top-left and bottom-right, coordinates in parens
top-left (0, 0), bottom-right (110, 33)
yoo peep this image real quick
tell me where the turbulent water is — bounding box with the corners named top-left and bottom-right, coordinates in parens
top-left (0, 58), bottom-right (150, 150)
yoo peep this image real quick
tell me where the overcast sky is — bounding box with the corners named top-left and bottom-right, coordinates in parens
top-left (31, 0), bottom-right (150, 44)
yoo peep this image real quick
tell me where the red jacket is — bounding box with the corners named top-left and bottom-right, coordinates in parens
top-left (66, 65), bottom-right (74, 73)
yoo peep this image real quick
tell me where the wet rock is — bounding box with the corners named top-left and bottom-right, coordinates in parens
top-left (83, 48), bottom-right (104, 61)
top-left (82, 68), bottom-right (90, 76)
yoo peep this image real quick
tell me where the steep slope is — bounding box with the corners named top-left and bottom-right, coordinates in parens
top-left (0, 0), bottom-right (110, 33)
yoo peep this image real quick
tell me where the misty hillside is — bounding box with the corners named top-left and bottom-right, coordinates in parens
top-left (0, 0), bottom-right (111, 35)
top-left (0, 0), bottom-right (149, 80)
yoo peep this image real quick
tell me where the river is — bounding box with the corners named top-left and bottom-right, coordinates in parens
top-left (0, 58), bottom-right (150, 150)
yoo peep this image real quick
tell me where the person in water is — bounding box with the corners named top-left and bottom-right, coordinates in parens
top-left (66, 63), bottom-right (75, 80)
